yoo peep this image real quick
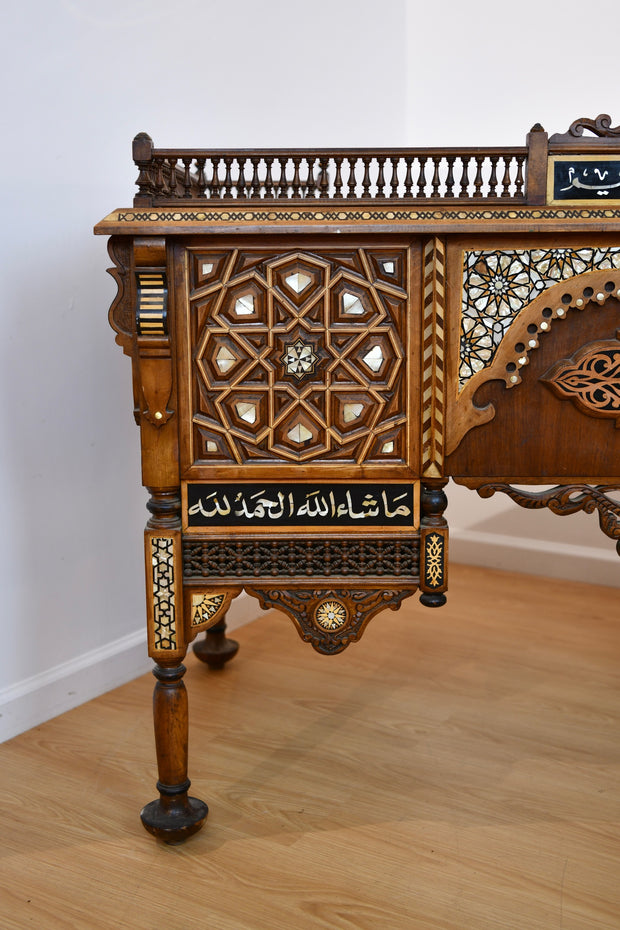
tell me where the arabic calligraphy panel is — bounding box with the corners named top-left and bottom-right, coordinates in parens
top-left (549, 156), bottom-right (620, 203)
top-left (183, 482), bottom-right (418, 532)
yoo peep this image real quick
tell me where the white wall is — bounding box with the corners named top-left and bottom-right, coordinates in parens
top-left (1, 0), bottom-right (618, 741)
top-left (404, 0), bottom-right (620, 585)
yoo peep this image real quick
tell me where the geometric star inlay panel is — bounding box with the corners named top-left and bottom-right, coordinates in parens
top-left (188, 248), bottom-right (409, 465)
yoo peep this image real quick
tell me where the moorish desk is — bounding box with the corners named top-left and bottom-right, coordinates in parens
top-left (95, 114), bottom-right (620, 843)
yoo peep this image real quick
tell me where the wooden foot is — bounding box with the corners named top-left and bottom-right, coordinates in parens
top-left (419, 591), bottom-right (447, 608)
top-left (193, 616), bottom-right (239, 670)
top-left (140, 793), bottom-right (208, 845)
top-left (141, 662), bottom-right (208, 844)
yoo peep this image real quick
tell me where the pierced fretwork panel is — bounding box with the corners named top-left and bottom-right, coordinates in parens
top-left (187, 248), bottom-right (411, 467)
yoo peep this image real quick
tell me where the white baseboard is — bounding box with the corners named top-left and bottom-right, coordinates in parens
top-left (3, 542), bottom-right (616, 744)
top-left (0, 594), bottom-right (262, 744)
top-left (450, 528), bottom-right (620, 588)
top-left (0, 629), bottom-right (152, 744)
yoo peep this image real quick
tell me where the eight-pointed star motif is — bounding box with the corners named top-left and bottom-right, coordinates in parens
top-left (280, 338), bottom-right (319, 379)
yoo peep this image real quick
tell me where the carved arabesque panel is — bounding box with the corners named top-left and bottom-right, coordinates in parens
top-left (187, 247), bottom-right (410, 467)
top-left (542, 332), bottom-right (620, 425)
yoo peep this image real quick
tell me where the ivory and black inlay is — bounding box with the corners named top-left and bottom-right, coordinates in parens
top-left (185, 482), bottom-right (416, 529)
top-left (551, 157), bottom-right (620, 202)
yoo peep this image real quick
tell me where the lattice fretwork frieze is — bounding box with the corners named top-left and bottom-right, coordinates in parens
top-left (183, 538), bottom-right (419, 580)
top-left (460, 246), bottom-right (620, 388)
top-left (189, 248), bottom-right (409, 466)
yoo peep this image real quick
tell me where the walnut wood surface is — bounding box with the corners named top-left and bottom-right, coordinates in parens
top-left (97, 117), bottom-right (620, 841)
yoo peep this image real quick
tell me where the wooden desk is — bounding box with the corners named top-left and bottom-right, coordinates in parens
top-left (95, 114), bottom-right (620, 843)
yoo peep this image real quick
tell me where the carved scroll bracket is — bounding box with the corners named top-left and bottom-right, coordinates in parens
top-left (472, 482), bottom-right (620, 556)
top-left (550, 114), bottom-right (620, 143)
top-left (107, 237), bottom-right (133, 357)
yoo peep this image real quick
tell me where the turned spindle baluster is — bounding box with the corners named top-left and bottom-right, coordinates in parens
top-left (514, 154), bottom-right (526, 197)
top-left (346, 157), bottom-right (357, 198)
top-left (250, 157), bottom-right (261, 198)
top-left (210, 157), bottom-right (221, 198)
top-left (182, 158), bottom-right (193, 198)
top-left (305, 156), bottom-right (316, 197)
top-left (376, 156), bottom-right (386, 198)
top-left (292, 156), bottom-right (302, 198)
top-left (222, 157), bottom-right (234, 199)
top-left (361, 157), bottom-right (372, 198)
top-left (389, 156), bottom-right (400, 198)
top-left (444, 155), bottom-right (455, 198)
top-left (167, 158), bottom-right (178, 197)
top-left (488, 155), bottom-right (499, 197)
top-left (459, 155), bottom-right (471, 198)
top-left (153, 156), bottom-right (165, 201)
top-left (333, 157), bottom-right (343, 198)
top-left (416, 156), bottom-right (427, 197)
top-left (403, 156), bottom-right (414, 197)
top-left (318, 157), bottom-right (329, 199)
top-left (430, 156), bottom-right (441, 197)
top-left (264, 156), bottom-right (274, 198)
top-left (472, 155), bottom-right (484, 198)
top-left (277, 157), bottom-right (288, 198)
top-left (500, 156), bottom-right (512, 198)
top-left (195, 157), bottom-right (207, 198)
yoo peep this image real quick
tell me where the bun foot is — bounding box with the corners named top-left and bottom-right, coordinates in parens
top-left (193, 618), bottom-right (239, 670)
top-left (140, 793), bottom-right (208, 845)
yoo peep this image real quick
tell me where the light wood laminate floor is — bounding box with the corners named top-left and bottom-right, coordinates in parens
top-left (1, 564), bottom-right (619, 929)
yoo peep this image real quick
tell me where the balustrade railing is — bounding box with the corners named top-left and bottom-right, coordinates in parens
top-left (132, 133), bottom-right (530, 206)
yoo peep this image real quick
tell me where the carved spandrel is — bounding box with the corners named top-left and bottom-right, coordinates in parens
top-left (246, 586), bottom-right (417, 655)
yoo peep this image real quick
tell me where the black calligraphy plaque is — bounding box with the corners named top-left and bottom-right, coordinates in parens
top-left (551, 158), bottom-right (620, 202)
top-left (185, 482), bottom-right (416, 529)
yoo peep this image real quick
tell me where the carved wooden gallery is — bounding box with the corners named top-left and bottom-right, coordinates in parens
top-left (95, 115), bottom-right (620, 843)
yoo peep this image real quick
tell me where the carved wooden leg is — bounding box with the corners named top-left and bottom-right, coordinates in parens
top-left (420, 479), bottom-right (449, 608)
top-left (192, 613), bottom-right (239, 669)
top-left (140, 661), bottom-right (208, 844)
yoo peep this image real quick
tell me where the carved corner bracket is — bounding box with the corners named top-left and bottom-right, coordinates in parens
top-left (472, 482), bottom-right (620, 556)
top-left (107, 237), bottom-right (134, 356)
top-left (245, 586), bottom-right (417, 655)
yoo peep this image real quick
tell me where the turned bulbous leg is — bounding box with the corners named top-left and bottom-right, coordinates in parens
top-left (140, 662), bottom-right (208, 844)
